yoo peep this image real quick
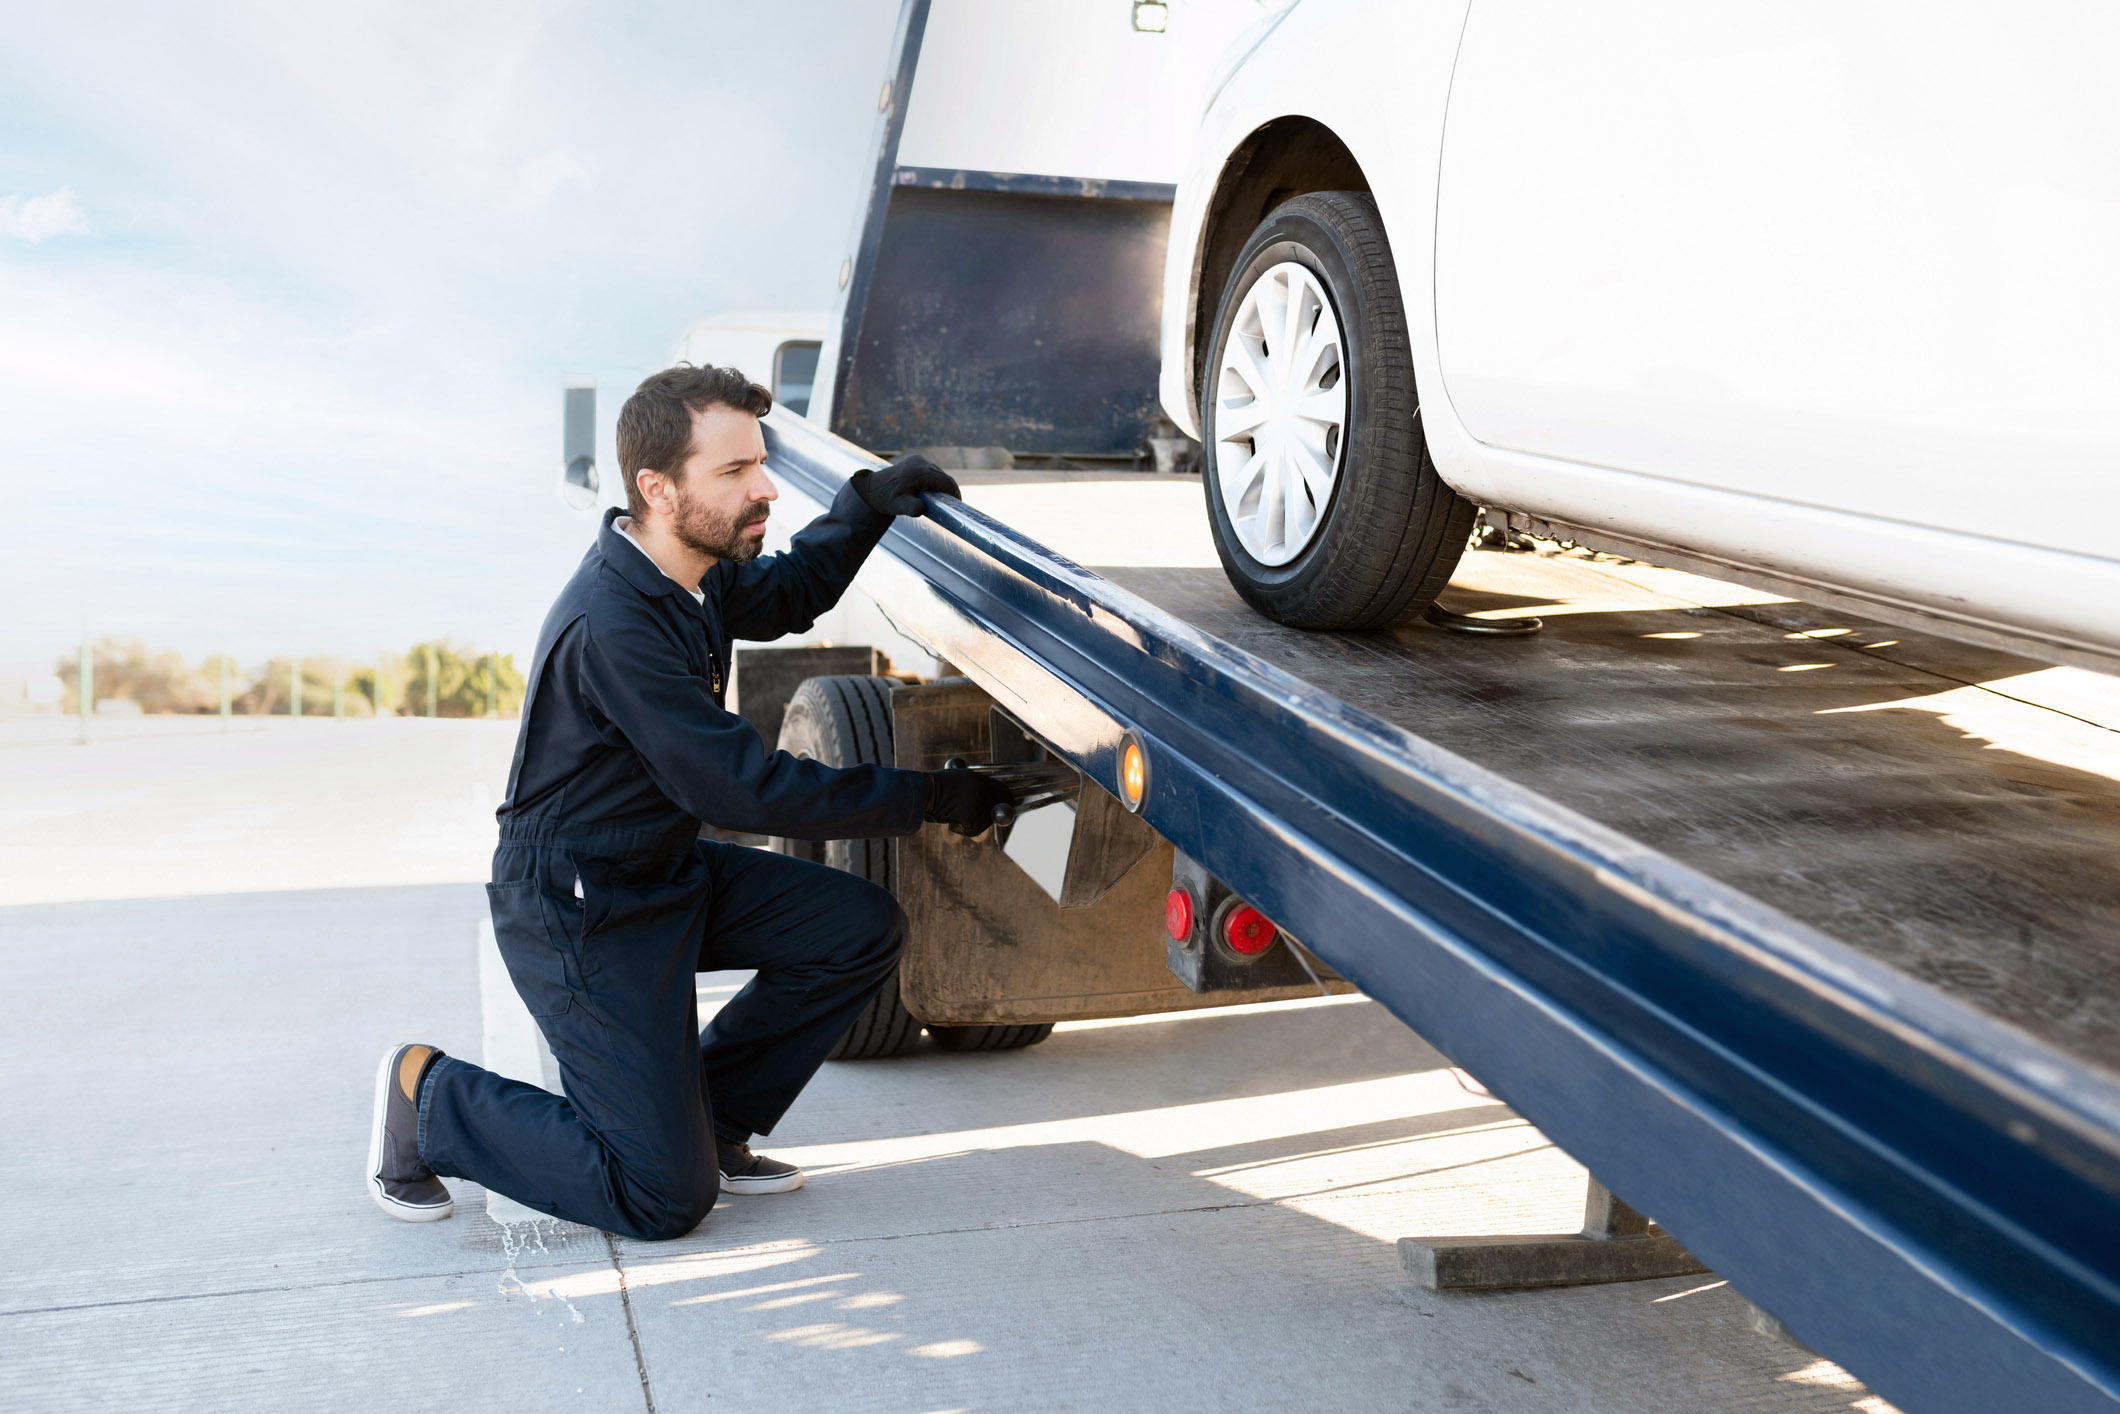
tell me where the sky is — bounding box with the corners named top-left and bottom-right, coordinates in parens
top-left (0, 0), bottom-right (902, 680)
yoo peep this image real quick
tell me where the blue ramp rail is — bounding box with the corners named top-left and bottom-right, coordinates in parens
top-left (764, 412), bottom-right (2120, 1414)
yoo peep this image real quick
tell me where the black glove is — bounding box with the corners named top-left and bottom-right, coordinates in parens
top-left (853, 454), bottom-right (961, 518)
top-left (924, 766), bottom-right (1011, 836)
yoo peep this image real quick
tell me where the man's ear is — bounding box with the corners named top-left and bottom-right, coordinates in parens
top-left (638, 468), bottom-right (675, 516)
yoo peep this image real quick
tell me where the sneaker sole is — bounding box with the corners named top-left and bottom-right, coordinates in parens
top-left (718, 1169), bottom-right (805, 1195)
top-left (369, 1045), bottom-right (454, 1222)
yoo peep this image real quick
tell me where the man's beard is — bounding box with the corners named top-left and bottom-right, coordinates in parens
top-left (672, 485), bottom-right (771, 563)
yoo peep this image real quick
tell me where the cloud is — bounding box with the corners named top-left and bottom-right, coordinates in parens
top-left (0, 187), bottom-right (91, 242)
top-left (0, 0), bottom-right (904, 673)
top-left (521, 147), bottom-right (590, 206)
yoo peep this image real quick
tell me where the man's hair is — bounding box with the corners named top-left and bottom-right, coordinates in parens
top-left (616, 364), bottom-right (773, 519)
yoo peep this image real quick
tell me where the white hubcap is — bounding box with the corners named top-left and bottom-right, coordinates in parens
top-left (1212, 261), bottom-right (1348, 566)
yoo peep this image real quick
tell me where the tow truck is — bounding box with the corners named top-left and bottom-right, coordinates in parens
top-left (562, 6), bottom-right (2120, 1409)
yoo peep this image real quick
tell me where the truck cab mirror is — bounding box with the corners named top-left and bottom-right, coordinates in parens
top-left (562, 377), bottom-right (598, 511)
top-left (562, 453), bottom-right (599, 510)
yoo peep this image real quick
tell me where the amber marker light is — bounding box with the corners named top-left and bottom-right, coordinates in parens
top-left (1119, 733), bottom-right (1149, 812)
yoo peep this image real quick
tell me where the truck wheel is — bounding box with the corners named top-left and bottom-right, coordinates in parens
top-left (927, 1023), bottom-right (1054, 1052)
top-left (1200, 190), bottom-right (1475, 629)
top-left (773, 675), bottom-right (924, 1059)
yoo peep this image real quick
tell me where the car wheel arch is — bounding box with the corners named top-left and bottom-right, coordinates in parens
top-left (1186, 117), bottom-right (1373, 430)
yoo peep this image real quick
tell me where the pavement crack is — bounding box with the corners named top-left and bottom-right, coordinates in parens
top-left (607, 1232), bottom-right (657, 1414)
top-left (0, 1257), bottom-right (603, 1319)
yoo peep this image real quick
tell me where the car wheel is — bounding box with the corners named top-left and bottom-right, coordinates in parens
top-left (1200, 190), bottom-right (1475, 629)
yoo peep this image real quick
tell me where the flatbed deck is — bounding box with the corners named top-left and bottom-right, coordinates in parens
top-left (1063, 504), bottom-right (2120, 1079)
top-left (764, 425), bottom-right (2120, 1412)
top-left (952, 469), bottom-right (2120, 1078)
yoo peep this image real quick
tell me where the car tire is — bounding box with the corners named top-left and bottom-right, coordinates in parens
top-left (1200, 191), bottom-right (1475, 629)
top-left (773, 675), bottom-right (924, 1060)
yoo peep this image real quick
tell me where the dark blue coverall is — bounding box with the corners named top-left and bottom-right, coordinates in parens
top-left (417, 481), bottom-right (929, 1239)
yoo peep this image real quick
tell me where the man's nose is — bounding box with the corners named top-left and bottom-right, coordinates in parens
top-left (749, 465), bottom-right (779, 502)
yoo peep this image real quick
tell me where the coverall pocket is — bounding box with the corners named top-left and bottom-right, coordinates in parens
top-left (568, 855), bottom-right (710, 988)
top-left (485, 879), bottom-right (576, 1018)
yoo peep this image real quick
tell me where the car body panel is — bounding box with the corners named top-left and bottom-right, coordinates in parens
top-left (1436, 1), bottom-right (2120, 558)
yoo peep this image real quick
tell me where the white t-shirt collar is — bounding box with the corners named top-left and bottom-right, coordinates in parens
top-left (614, 516), bottom-right (705, 606)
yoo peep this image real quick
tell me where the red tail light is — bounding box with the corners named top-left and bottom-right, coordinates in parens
top-left (1223, 905), bottom-right (1275, 955)
top-left (1164, 888), bottom-right (1194, 941)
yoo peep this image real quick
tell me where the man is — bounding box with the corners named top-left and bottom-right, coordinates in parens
top-left (363, 364), bottom-right (1008, 1239)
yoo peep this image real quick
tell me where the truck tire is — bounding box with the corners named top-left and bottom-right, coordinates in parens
top-left (773, 675), bottom-right (924, 1059)
top-left (772, 675), bottom-right (1054, 1058)
top-left (1199, 191), bottom-right (1476, 629)
top-left (928, 1023), bottom-right (1053, 1053)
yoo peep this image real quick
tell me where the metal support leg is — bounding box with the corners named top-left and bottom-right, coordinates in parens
top-left (1398, 1178), bottom-right (1708, 1291)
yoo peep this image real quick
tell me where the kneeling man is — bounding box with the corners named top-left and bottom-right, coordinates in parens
top-left (363, 365), bottom-right (1006, 1238)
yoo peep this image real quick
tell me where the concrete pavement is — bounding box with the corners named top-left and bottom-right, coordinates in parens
top-left (0, 716), bottom-right (1893, 1411)
top-left (0, 715), bottom-right (515, 907)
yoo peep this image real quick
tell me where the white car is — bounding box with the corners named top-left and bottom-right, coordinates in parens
top-left (1160, 1), bottom-right (2120, 670)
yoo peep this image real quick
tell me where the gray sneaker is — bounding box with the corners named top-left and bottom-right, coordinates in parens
top-left (368, 1043), bottom-right (454, 1222)
top-left (717, 1138), bottom-right (804, 1195)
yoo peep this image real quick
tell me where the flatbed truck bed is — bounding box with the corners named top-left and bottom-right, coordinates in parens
top-left (1063, 484), bottom-right (2120, 1079)
top-left (950, 466), bottom-right (2120, 1077)
top-left (751, 417), bottom-right (2120, 1414)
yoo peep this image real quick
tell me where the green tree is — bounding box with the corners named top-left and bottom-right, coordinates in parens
top-left (468, 651), bottom-right (527, 718)
top-left (399, 641), bottom-right (525, 718)
top-left (312, 658), bottom-right (374, 717)
top-left (347, 665), bottom-right (384, 716)
top-left (52, 638), bottom-right (516, 718)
